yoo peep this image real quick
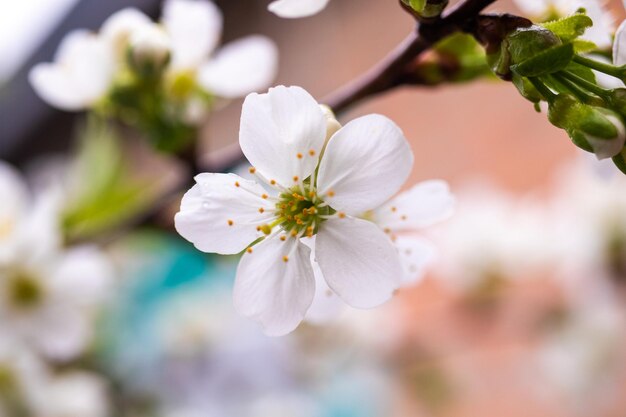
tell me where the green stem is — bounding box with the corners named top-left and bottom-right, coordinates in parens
top-left (528, 77), bottom-right (557, 103)
top-left (551, 73), bottom-right (599, 104)
top-left (558, 70), bottom-right (611, 99)
top-left (573, 55), bottom-right (624, 78)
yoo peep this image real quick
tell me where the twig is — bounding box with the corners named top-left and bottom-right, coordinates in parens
top-left (324, 0), bottom-right (498, 113)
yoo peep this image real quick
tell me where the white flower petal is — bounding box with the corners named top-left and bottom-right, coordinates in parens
top-left (29, 31), bottom-right (114, 110)
top-left (302, 237), bottom-right (344, 324)
top-left (317, 114), bottom-right (413, 215)
top-left (198, 35), bottom-right (278, 99)
top-left (37, 373), bottom-right (109, 417)
top-left (395, 235), bottom-right (436, 286)
top-left (163, 0), bottom-right (223, 70)
top-left (268, 0), bottom-right (330, 18)
top-left (100, 8), bottom-right (152, 60)
top-left (373, 180), bottom-right (455, 232)
top-left (49, 246), bottom-right (114, 307)
top-left (175, 173), bottom-right (274, 255)
top-left (29, 305), bottom-right (90, 360)
top-left (614, 20), bottom-right (626, 67)
top-left (233, 235), bottom-right (315, 336)
top-left (0, 162), bottom-right (28, 236)
top-left (316, 217), bottom-right (402, 308)
top-left (239, 86), bottom-right (327, 187)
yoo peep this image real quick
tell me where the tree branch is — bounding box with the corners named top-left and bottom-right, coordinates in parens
top-left (324, 0), bottom-right (498, 113)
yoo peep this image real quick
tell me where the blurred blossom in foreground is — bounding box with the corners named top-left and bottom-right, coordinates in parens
top-left (104, 232), bottom-right (393, 416)
top-left (29, 0), bottom-right (278, 150)
top-left (0, 339), bottom-right (109, 417)
top-left (176, 85), bottom-right (454, 335)
top-left (0, 161), bottom-right (114, 360)
top-left (432, 184), bottom-right (559, 301)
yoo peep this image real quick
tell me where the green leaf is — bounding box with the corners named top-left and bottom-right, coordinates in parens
top-left (511, 43), bottom-right (574, 77)
top-left (541, 14), bottom-right (593, 42)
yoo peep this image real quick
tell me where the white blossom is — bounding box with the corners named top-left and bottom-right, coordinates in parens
top-left (0, 162), bottom-right (114, 360)
top-left (28, 30), bottom-right (115, 110)
top-left (30, 0), bottom-right (278, 116)
top-left (268, 0), bottom-right (330, 18)
top-left (176, 85), bottom-right (432, 335)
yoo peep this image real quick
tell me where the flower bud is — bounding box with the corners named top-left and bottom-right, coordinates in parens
top-left (549, 94), bottom-right (626, 159)
top-left (488, 25), bottom-right (562, 79)
top-left (127, 25), bottom-right (171, 77)
top-left (607, 88), bottom-right (626, 117)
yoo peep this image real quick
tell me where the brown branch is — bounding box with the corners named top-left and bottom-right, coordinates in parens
top-left (324, 0), bottom-right (498, 113)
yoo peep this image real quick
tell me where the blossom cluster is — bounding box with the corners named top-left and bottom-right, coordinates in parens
top-left (30, 0), bottom-right (278, 150)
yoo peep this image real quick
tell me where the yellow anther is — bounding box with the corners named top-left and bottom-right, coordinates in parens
top-left (297, 153), bottom-right (303, 159)
top-left (249, 167), bottom-right (256, 174)
top-left (270, 179), bottom-right (276, 185)
top-left (338, 212), bottom-right (346, 219)
top-left (259, 208), bottom-right (265, 213)
top-left (280, 235), bottom-right (287, 241)
top-left (227, 219), bottom-right (234, 226)
top-left (327, 190), bottom-right (335, 197)
top-left (247, 248), bottom-right (253, 254)
top-left (309, 149), bottom-right (316, 156)
top-left (293, 176), bottom-right (299, 182)
top-left (260, 224), bottom-right (272, 235)
top-left (235, 182), bottom-right (240, 187)
top-left (391, 206), bottom-right (397, 212)
top-left (282, 256), bottom-right (289, 263)
top-left (256, 226), bottom-right (262, 231)
top-left (306, 226), bottom-right (314, 234)
top-left (290, 230), bottom-right (298, 237)
top-left (262, 194), bottom-right (268, 199)
top-left (308, 191), bottom-right (315, 198)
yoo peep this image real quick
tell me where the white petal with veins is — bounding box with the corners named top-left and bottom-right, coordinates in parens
top-left (234, 235), bottom-right (315, 335)
top-left (317, 114), bottom-right (413, 215)
top-left (175, 173), bottom-right (275, 255)
top-left (316, 217), bottom-right (402, 308)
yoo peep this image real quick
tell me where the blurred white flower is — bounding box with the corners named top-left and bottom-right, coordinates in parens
top-left (268, 0), bottom-right (330, 18)
top-left (32, 372), bottom-right (110, 417)
top-left (28, 30), bottom-right (115, 110)
top-left (30, 0), bottom-right (278, 118)
top-left (536, 295), bottom-right (626, 413)
top-left (433, 184), bottom-right (558, 293)
top-left (513, 0), bottom-right (615, 49)
top-left (0, 340), bottom-right (109, 417)
top-left (176, 85), bottom-right (425, 335)
top-left (0, 162), bottom-right (114, 360)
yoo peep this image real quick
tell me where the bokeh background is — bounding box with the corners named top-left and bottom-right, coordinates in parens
top-left (2, 0), bottom-right (626, 416)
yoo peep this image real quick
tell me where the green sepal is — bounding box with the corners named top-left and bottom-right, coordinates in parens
top-left (511, 43), bottom-right (574, 77)
top-left (612, 148), bottom-right (626, 174)
top-left (569, 129), bottom-right (594, 152)
top-left (607, 89), bottom-right (626, 117)
top-left (512, 74), bottom-right (542, 103)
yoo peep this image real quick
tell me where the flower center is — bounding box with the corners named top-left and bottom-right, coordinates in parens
top-left (273, 186), bottom-right (334, 237)
top-left (6, 272), bottom-right (44, 310)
